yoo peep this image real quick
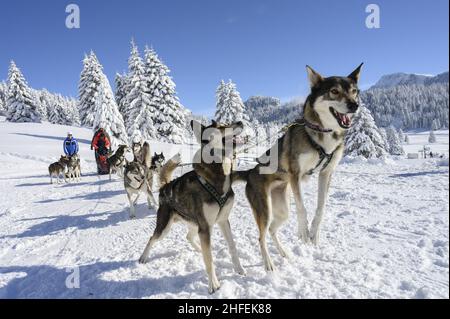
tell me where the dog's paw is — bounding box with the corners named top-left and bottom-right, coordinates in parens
top-left (138, 255), bottom-right (148, 264)
top-left (264, 260), bottom-right (276, 272)
top-left (235, 266), bottom-right (246, 276)
top-left (298, 227), bottom-right (310, 244)
top-left (309, 232), bottom-right (320, 246)
top-left (208, 280), bottom-right (221, 294)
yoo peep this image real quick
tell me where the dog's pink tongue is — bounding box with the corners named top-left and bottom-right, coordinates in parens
top-left (345, 115), bottom-right (351, 125)
top-left (339, 113), bottom-right (350, 126)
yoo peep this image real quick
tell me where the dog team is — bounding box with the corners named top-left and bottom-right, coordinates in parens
top-left (48, 65), bottom-right (363, 293)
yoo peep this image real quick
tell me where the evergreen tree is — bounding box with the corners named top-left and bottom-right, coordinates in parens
top-left (114, 73), bottom-right (128, 118)
top-left (215, 80), bottom-right (252, 138)
top-left (386, 126), bottom-right (405, 155)
top-left (125, 41), bottom-right (158, 140)
top-left (0, 81), bottom-right (7, 115)
top-left (428, 130), bottom-right (437, 143)
top-left (93, 73), bottom-right (128, 148)
top-left (344, 106), bottom-right (388, 158)
top-left (78, 52), bottom-right (103, 127)
top-left (143, 46), bottom-right (187, 143)
top-left (431, 119), bottom-right (440, 130)
top-left (397, 128), bottom-right (405, 143)
top-left (6, 61), bottom-right (41, 123)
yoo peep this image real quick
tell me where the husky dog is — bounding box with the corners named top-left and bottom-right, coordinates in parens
top-left (139, 120), bottom-right (245, 294)
top-left (48, 155), bottom-right (70, 184)
top-left (148, 152), bottom-right (165, 188)
top-left (107, 145), bottom-right (129, 180)
top-left (66, 155), bottom-right (81, 182)
top-left (124, 143), bottom-right (165, 218)
top-left (234, 64), bottom-right (363, 271)
top-left (131, 139), bottom-right (144, 163)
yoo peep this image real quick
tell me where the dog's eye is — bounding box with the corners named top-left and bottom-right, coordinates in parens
top-left (330, 89), bottom-right (339, 95)
top-left (352, 88), bottom-right (358, 94)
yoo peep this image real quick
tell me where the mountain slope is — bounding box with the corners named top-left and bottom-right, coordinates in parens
top-left (371, 72), bottom-right (449, 89)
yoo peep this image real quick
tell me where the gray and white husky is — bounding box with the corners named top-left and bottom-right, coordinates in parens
top-left (233, 64), bottom-right (363, 271)
top-left (48, 155), bottom-right (70, 184)
top-left (123, 142), bottom-right (166, 219)
top-left (139, 120), bottom-right (246, 294)
top-left (66, 155), bottom-right (81, 183)
top-left (107, 144), bottom-right (129, 180)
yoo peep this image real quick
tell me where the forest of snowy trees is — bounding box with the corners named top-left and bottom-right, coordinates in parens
top-left (361, 83), bottom-right (449, 130)
top-left (1, 61), bottom-right (78, 125)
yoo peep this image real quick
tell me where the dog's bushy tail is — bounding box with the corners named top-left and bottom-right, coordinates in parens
top-left (232, 169), bottom-right (250, 184)
top-left (159, 153), bottom-right (182, 188)
top-left (142, 142), bottom-right (152, 168)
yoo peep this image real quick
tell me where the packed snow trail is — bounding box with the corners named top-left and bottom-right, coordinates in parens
top-left (0, 120), bottom-right (448, 298)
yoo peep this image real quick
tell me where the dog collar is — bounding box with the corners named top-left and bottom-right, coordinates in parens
top-left (295, 118), bottom-right (333, 133)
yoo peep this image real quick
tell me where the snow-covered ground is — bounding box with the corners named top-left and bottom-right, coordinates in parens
top-left (0, 119), bottom-right (448, 299)
top-left (403, 130), bottom-right (449, 156)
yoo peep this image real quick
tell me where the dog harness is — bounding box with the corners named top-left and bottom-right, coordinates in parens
top-left (196, 175), bottom-right (233, 209)
top-left (289, 118), bottom-right (336, 175)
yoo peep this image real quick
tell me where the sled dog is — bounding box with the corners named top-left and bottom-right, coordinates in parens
top-left (233, 64), bottom-right (363, 271)
top-left (49, 155), bottom-right (70, 184)
top-left (107, 144), bottom-right (129, 180)
top-left (66, 155), bottom-right (81, 182)
top-left (139, 120), bottom-right (246, 294)
top-left (123, 143), bottom-right (166, 218)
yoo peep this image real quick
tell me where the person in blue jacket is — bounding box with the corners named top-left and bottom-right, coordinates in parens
top-left (63, 131), bottom-right (79, 157)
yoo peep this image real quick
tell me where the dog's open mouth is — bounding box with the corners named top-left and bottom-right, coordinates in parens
top-left (329, 107), bottom-right (352, 129)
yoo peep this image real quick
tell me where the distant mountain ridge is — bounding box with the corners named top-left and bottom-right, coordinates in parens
top-left (244, 95), bottom-right (303, 125)
top-left (371, 71), bottom-right (449, 89)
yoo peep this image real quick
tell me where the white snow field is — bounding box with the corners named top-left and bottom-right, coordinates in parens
top-left (0, 118), bottom-right (448, 299)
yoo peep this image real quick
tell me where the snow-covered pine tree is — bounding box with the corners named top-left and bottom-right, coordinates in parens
top-left (0, 81), bottom-right (7, 115)
top-left (428, 130), bottom-right (437, 143)
top-left (78, 52), bottom-right (103, 127)
top-left (31, 89), bottom-right (48, 121)
top-left (431, 119), bottom-right (440, 131)
top-left (93, 73), bottom-right (128, 149)
top-left (214, 80), bottom-right (252, 137)
top-left (397, 128), bottom-right (405, 143)
top-left (6, 61), bottom-right (41, 123)
top-left (386, 126), bottom-right (405, 155)
top-left (143, 46), bottom-right (187, 143)
top-left (124, 41), bottom-right (158, 141)
top-left (344, 106), bottom-right (387, 158)
top-left (114, 73), bottom-right (128, 118)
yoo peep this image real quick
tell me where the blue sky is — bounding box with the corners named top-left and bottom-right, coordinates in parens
top-left (0, 0), bottom-right (448, 116)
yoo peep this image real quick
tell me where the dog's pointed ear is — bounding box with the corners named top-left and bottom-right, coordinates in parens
top-left (306, 65), bottom-right (323, 88)
top-left (348, 63), bottom-right (364, 83)
top-left (190, 120), bottom-right (204, 143)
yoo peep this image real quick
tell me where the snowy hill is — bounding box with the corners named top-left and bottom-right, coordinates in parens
top-left (244, 96), bottom-right (303, 125)
top-left (0, 118), bottom-right (448, 298)
top-left (370, 72), bottom-right (449, 89)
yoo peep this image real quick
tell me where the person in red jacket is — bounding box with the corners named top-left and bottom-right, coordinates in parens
top-left (91, 128), bottom-right (111, 174)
